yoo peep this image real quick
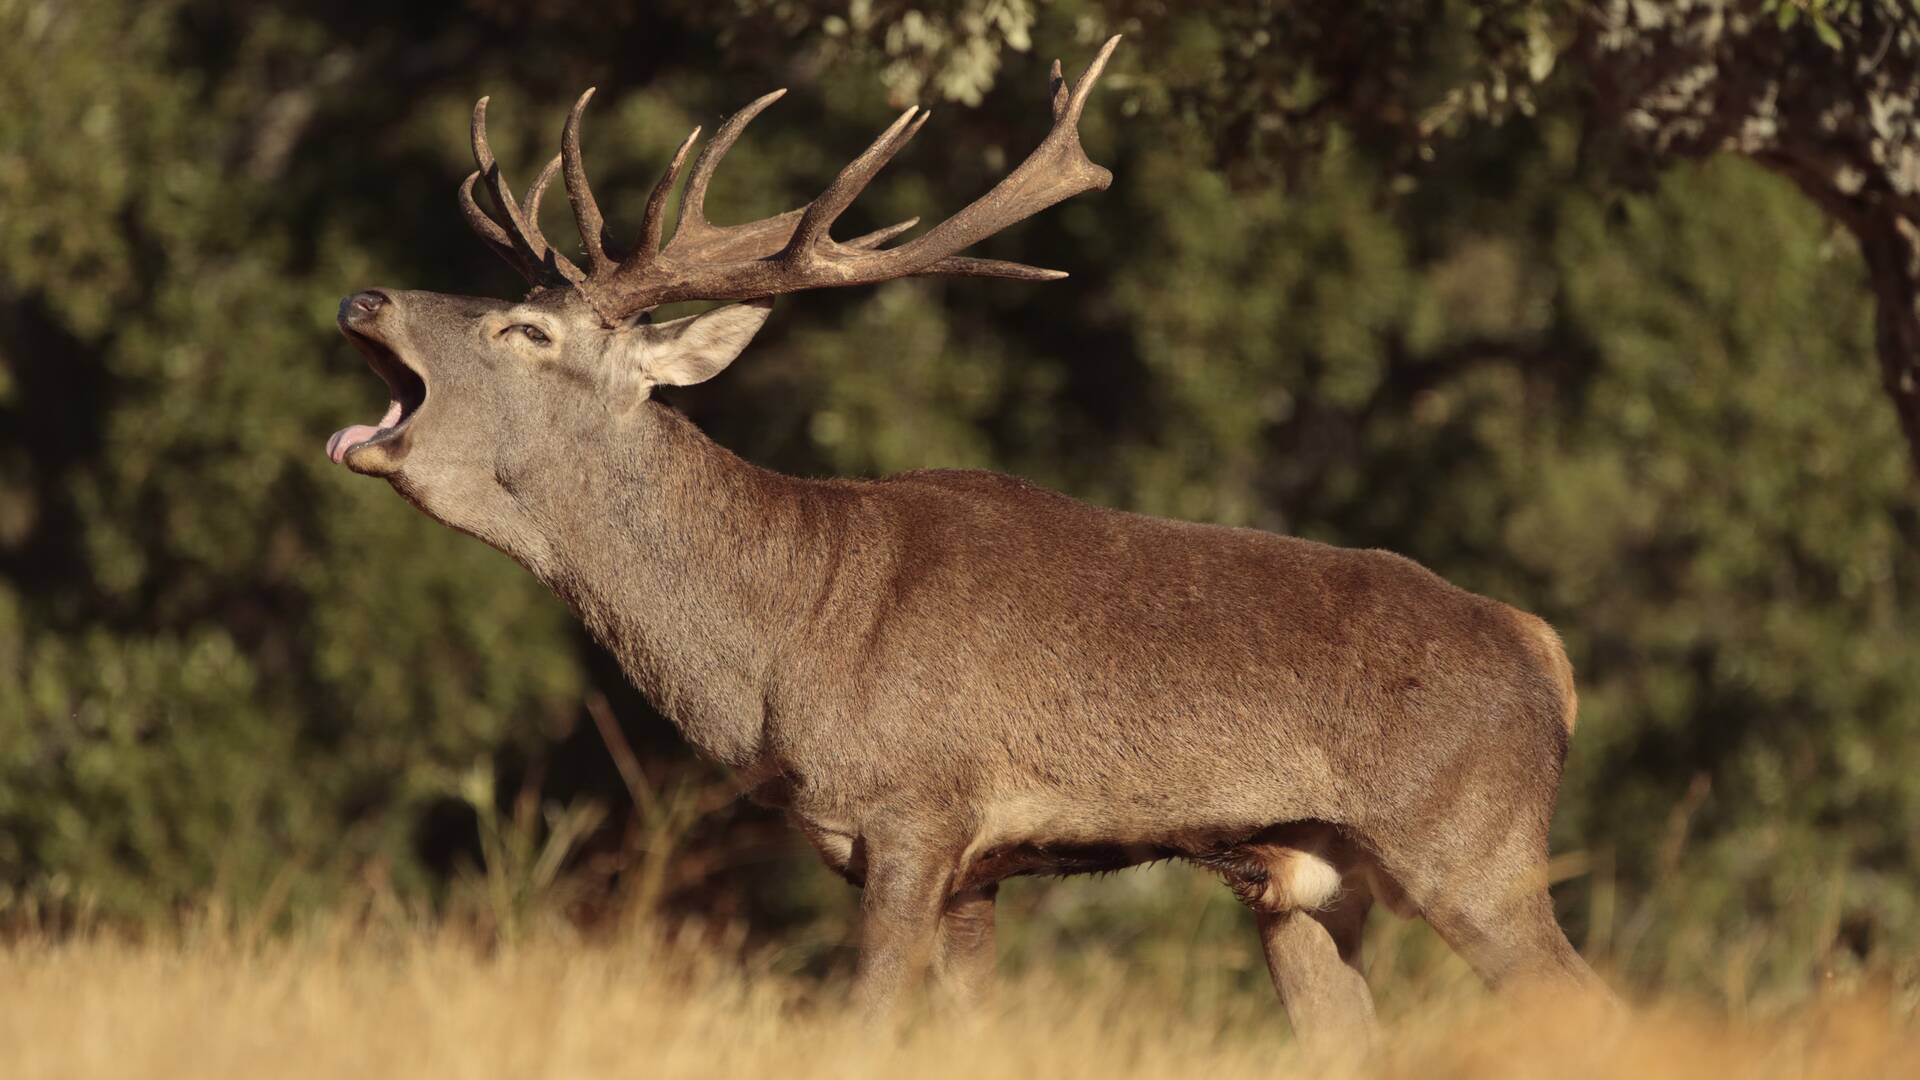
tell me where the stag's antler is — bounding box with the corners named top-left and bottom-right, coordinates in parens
top-left (459, 36), bottom-right (1121, 322)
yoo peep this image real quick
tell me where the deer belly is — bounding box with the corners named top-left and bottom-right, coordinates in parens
top-left (957, 839), bottom-right (1178, 889)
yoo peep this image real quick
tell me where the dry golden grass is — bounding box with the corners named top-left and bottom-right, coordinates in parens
top-left (2, 926), bottom-right (1915, 1080)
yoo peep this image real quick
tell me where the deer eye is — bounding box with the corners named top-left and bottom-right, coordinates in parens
top-left (504, 323), bottom-right (551, 345)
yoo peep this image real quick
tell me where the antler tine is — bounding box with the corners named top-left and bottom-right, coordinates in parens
top-left (467, 98), bottom-right (583, 285)
top-left (459, 170), bottom-right (524, 271)
top-left (524, 154), bottom-right (562, 232)
top-left (784, 106), bottom-right (930, 261)
top-left (619, 126), bottom-right (702, 274)
top-left (844, 216), bottom-right (921, 250)
top-left (834, 34), bottom-right (1120, 272)
top-left (920, 255), bottom-right (1067, 280)
top-left (669, 88), bottom-right (788, 252)
top-left (653, 87), bottom-right (922, 267)
top-left (562, 89), bottom-right (616, 274)
top-left (1059, 34), bottom-right (1120, 127)
top-left (470, 99), bottom-right (536, 258)
top-left (1049, 58), bottom-right (1069, 120)
top-left (521, 154), bottom-right (586, 284)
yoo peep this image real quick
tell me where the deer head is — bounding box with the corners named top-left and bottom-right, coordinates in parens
top-left (328, 38), bottom-right (1119, 555)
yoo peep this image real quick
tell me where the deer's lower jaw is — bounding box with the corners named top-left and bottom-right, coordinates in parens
top-left (329, 330), bottom-right (426, 470)
top-left (326, 399), bottom-right (404, 464)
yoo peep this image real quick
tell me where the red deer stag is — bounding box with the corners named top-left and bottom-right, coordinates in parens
top-left (327, 37), bottom-right (1605, 1048)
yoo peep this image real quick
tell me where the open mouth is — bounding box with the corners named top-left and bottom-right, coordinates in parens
top-left (327, 328), bottom-right (428, 465)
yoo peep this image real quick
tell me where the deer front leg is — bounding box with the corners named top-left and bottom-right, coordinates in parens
top-left (932, 884), bottom-right (998, 1011)
top-left (850, 831), bottom-right (955, 1025)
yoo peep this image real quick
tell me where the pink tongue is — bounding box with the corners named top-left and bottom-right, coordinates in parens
top-left (328, 400), bottom-right (404, 464)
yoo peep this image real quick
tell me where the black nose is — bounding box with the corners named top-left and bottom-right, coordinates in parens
top-left (341, 290), bottom-right (388, 321)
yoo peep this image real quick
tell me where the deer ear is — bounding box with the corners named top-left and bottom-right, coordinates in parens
top-left (627, 298), bottom-right (773, 387)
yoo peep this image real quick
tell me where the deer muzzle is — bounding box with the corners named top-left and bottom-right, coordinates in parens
top-left (329, 290), bottom-right (427, 471)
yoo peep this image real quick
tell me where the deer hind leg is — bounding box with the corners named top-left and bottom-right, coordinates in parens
top-left (1205, 830), bottom-right (1380, 1056)
top-left (1257, 910), bottom-right (1380, 1057)
top-left (1379, 818), bottom-right (1607, 998)
top-left (1418, 857), bottom-right (1601, 994)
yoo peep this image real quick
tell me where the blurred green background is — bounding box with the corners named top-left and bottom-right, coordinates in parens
top-left (2, 0), bottom-right (1916, 1009)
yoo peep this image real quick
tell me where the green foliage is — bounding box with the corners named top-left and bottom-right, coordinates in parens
top-left (1763, 1), bottom-right (1919, 49)
top-left (0, 0), bottom-right (584, 918)
top-left (1, 0), bottom-right (1915, 1005)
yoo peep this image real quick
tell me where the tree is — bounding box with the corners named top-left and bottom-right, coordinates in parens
top-left (803, 2), bottom-right (1920, 480)
top-left (1581, 0), bottom-right (1920, 477)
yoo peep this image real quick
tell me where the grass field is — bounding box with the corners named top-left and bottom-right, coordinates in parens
top-left (5, 789), bottom-right (1911, 1078)
top-left (3, 921), bottom-right (1915, 1080)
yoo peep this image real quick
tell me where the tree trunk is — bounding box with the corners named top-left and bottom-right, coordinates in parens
top-left (1853, 213), bottom-right (1920, 477)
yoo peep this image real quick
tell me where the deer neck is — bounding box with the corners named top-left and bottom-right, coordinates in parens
top-left (519, 402), bottom-right (835, 771)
